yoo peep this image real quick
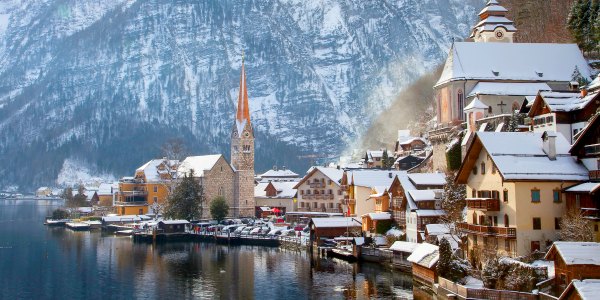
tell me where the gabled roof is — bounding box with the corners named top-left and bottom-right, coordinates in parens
top-left (570, 114), bottom-right (600, 155)
top-left (178, 155), bottom-right (226, 177)
top-left (545, 242), bottom-right (600, 266)
top-left (390, 241), bottom-right (418, 253)
top-left (464, 97), bottom-right (489, 111)
top-left (255, 180), bottom-right (298, 198)
top-left (587, 74), bottom-right (600, 92)
top-left (436, 43), bottom-right (591, 88)
top-left (362, 212), bottom-right (391, 220)
top-left (294, 166), bottom-right (344, 189)
top-left (407, 190), bottom-right (442, 202)
top-left (136, 158), bottom-right (179, 182)
top-left (347, 170), bottom-right (406, 188)
top-left (408, 173), bottom-right (446, 187)
top-left (310, 217), bottom-right (362, 228)
top-left (259, 169), bottom-right (299, 178)
top-left (407, 243), bottom-right (439, 268)
top-left (457, 132), bottom-right (589, 183)
top-left (528, 90), bottom-right (596, 117)
top-left (564, 182), bottom-right (600, 194)
top-left (559, 279), bottom-right (600, 300)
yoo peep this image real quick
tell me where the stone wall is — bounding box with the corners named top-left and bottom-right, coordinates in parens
top-left (202, 156), bottom-right (235, 219)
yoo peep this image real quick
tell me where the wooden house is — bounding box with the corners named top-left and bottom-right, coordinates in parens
top-left (407, 243), bottom-right (439, 284)
top-left (558, 279), bottom-right (600, 300)
top-left (309, 217), bottom-right (362, 246)
top-left (390, 241), bottom-right (418, 271)
top-left (158, 220), bottom-right (190, 234)
top-left (545, 242), bottom-right (600, 294)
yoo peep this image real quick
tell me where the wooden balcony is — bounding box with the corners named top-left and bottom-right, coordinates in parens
top-left (310, 182), bottom-right (325, 188)
top-left (458, 222), bottom-right (516, 238)
top-left (343, 198), bottom-right (355, 205)
top-left (117, 190), bottom-right (147, 196)
top-left (590, 170), bottom-right (600, 181)
top-left (466, 198), bottom-right (500, 211)
top-left (584, 143), bottom-right (600, 155)
top-left (114, 200), bottom-right (147, 206)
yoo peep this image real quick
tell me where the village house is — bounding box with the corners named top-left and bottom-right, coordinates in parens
top-left (116, 158), bottom-right (179, 216)
top-left (394, 130), bottom-right (428, 158)
top-left (294, 166), bottom-right (345, 214)
top-left (456, 132), bottom-right (589, 263)
top-left (341, 169), bottom-right (406, 218)
top-left (394, 155), bottom-right (425, 171)
top-left (363, 149), bottom-right (389, 169)
top-left (407, 242), bottom-right (440, 285)
top-left (309, 217), bottom-right (362, 247)
top-left (558, 279), bottom-right (600, 300)
top-left (567, 113), bottom-right (600, 242)
top-left (254, 180), bottom-right (298, 217)
top-left (35, 187), bottom-right (52, 197)
top-left (256, 166), bottom-right (299, 182)
top-left (97, 182), bottom-right (117, 207)
top-left (390, 241), bottom-right (418, 271)
top-left (545, 242), bottom-right (600, 295)
top-left (528, 89), bottom-right (599, 143)
top-left (429, 0), bottom-right (591, 171)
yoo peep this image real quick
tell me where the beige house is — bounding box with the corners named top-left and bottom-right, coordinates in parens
top-left (456, 131), bottom-right (588, 263)
top-left (294, 167), bottom-right (345, 214)
top-left (254, 180), bottom-right (298, 217)
top-left (342, 170), bottom-right (406, 218)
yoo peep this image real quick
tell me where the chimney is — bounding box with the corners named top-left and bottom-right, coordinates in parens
top-left (542, 131), bottom-right (557, 161)
top-left (569, 81), bottom-right (580, 91)
top-left (581, 89), bottom-right (588, 97)
top-left (388, 172), bottom-right (393, 178)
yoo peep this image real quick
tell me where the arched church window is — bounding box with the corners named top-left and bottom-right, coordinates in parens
top-left (457, 90), bottom-right (464, 120)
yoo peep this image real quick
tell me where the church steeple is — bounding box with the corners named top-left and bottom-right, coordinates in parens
top-left (470, 0), bottom-right (517, 43)
top-left (235, 55), bottom-right (251, 133)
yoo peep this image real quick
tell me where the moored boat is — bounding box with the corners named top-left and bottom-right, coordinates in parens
top-left (65, 222), bottom-right (91, 231)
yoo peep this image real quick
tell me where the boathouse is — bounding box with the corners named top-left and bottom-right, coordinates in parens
top-left (158, 220), bottom-right (190, 233)
top-left (309, 217), bottom-right (362, 246)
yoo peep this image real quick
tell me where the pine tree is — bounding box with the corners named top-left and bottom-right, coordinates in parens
top-left (572, 65), bottom-right (590, 86)
top-left (441, 173), bottom-right (466, 245)
top-left (210, 196), bottom-right (230, 222)
top-left (508, 111), bottom-right (519, 132)
top-left (62, 187), bottom-right (74, 206)
top-left (437, 238), bottom-right (452, 279)
top-left (164, 169), bottom-right (204, 221)
top-left (382, 149), bottom-right (389, 169)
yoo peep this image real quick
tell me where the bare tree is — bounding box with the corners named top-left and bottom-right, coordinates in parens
top-left (559, 209), bottom-right (595, 242)
top-left (160, 138), bottom-right (188, 161)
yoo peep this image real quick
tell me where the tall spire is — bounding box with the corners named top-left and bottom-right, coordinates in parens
top-left (236, 55), bottom-right (250, 125)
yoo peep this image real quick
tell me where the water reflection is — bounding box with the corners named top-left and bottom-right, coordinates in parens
top-left (0, 200), bottom-right (413, 299)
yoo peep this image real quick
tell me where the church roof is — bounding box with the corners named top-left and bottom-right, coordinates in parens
top-left (435, 42), bottom-right (591, 87)
top-left (467, 82), bottom-right (551, 97)
top-left (235, 60), bottom-right (251, 135)
top-left (177, 155), bottom-right (224, 177)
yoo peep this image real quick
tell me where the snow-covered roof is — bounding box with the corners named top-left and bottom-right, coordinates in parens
top-left (390, 241), bottom-right (418, 253)
top-left (362, 212), bottom-right (391, 220)
top-left (136, 158), bottom-right (179, 182)
top-left (310, 217), bottom-right (362, 228)
top-left (407, 243), bottom-right (439, 268)
top-left (587, 75), bottom-right (600, 92)
top-left (101, 215), bottom-right (149, 222)
top-left (407, 190), bottom-right (442, 202)
top-left (254, 181), bottom-right (298, 198)
top-left (468, 82), bottom-right (551, 98)
top-left (546, 242), bottom-right (600, 265)
top-left (97, 183), bottom-right (114, 196)
top-left (307, 166), bottom-right (344, 185)
top-left (476, 132), bottom-right (589, 181)
top-left (436, 43), bottom-right (591, 87)
top-left (399, 137), bottom-right (427, 146)
top-left (534, 90), bottom-right (595, 113)
top-left (478, 2), bottom-right (507, 15)
top-left (563, 279), bottom-right (600, 300)
top-left (177, 155), bottom-right (223, 177)
top-left (407, 173), bottom-right (446, 187)
top-left (464, 97), bottom-right (489, 111)
top-left (160, 220), bottom-right (190, 225)
top-left (259, 169), bottom-right (299, 178)
top-left (425, 224), bottom-right (451, 235)
top-left (37, 187), bottom-right (50, 191)
top-left (565, 182), bottom-right (600, 193)
top-left (415, 210), bottom-right (446, 217)
top-left (349, 170), bottom-right (406, 188)
top-left (532, 260), bottom-right (555, 278)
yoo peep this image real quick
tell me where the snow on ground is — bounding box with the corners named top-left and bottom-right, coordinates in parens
top-left (386, 227), bottom-right (404, 237)
top-left (462, 276), bottom-right (484, 288)
top-left (56, 158), bottom-right (115, 187)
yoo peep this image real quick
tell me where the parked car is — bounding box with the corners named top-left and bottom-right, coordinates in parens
top-left (267, 228), bottom-right (282, 236)
top-left (240, 227), bottom-right (253, 235)
top-left (249, 227), bottom-right (262, 235)
top-left (207, 225), bottom-right (224, 232)
top-left (233, 226), bottom-right (247, 234)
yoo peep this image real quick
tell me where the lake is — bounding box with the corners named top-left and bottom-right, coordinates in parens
top-left (0, 199), bottom-right (414, 299)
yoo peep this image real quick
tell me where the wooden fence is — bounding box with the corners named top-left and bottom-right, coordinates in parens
top-left (438, 277), bottom-right (539, 300)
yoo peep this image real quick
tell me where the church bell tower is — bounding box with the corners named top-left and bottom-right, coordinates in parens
top-left (231, 56), bottom-right (255, 217)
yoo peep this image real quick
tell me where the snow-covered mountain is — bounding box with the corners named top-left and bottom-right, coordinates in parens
top-left (0, 0), bottom-right (482, 190)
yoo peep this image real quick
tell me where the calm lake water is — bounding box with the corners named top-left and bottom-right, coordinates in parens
top-left (0, 199), bottom-right (414, 299)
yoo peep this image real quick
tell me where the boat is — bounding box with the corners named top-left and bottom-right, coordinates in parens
top-left (329, 244), bottom-right (357, 261)
top-left (44, 219), bottom-right (70, 226)
top-left (83, 220), bottom-right (102, 229)
top-left (115, 229), bottom-right (134, 236)
top-left (65, 222), bottom-right (91, 231)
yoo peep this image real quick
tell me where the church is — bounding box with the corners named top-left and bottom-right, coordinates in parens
top-left (177, 59), bottom-right (256, 218)
top-left (430, 0), bottom-right (593, 172)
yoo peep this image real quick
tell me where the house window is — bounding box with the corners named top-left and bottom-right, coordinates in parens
top-left (595, 224), bottom-right (599, 232)
top-left (473, 235), bottom-right (478, 245)
top-left (300, 190), bottom-right (304, 195)
top-left (553, 190), bottom-right (561, 203)
top-left (504, 214), bottom-right (509, 227)
top-left (153, 196), bottom-right (158, 203)
top-left (503, 190), bottom-right (509, 203)
top-left (531, 241), bottom-right (540, 252)
top-left (480, 162), bottom-right (486, 174)
top-left (491, 164), bottom-right (496, 174)
top-left (328, 189), bottom-right (332, 194)
top-left (533, 217), bottom-right (541, 230)
top-left (473, 213), bottom-right (477, 224)
top-left (531, 189), bottom-right (540, 203)
top-left (300, 202), bottom-right (304, 208)
top-left (338, 190), bottom-right (342, 195)
top-left (492, 190), bottom-right (499, 199)
top-left (472, 167), bottom-right (477, 175)
top-left (472, 189), bottom-right (477, 198)
top-left (488, 106), bottom-right (493, 114)
top-left (307, 190), bottom-right (311, 195)
top-left (555, 218), bottom-right (561, 230)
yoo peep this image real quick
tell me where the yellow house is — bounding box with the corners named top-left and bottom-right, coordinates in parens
top-left (116, 158), bottom-right (179, 216)
top-left (456, 131), bottom-right (588, 263)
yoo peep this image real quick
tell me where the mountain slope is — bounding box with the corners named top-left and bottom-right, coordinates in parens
top-left (0, 0), bottom-right (483, 190)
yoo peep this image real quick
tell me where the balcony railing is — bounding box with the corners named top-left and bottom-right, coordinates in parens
top-left (466, 198), bottom-right (500, 211)
top-left (458, 222), bottom-right (516, 238)
top-left (581, 208), bottom-right (600, 220)
top-left (590, 170), bottom-right (600, 180)
top-left (117, 190), bottom-right (147, 196)
top-left (343, 198), bottom-right (355, 205)
top-left (114, 201), bottom-right (148, 206)
top-left (310, 182), bottom-right (325, 188)
top-left (584, 143), bottom-right (600, 155)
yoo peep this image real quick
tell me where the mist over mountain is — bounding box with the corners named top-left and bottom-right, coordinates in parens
top-left (0, 0), bottom-right (482, 190)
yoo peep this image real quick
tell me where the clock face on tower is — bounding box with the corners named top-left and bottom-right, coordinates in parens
top-left (244, 131), bottom-right (250, 137)
top-left (495, 30), bottom-right (504, 39)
